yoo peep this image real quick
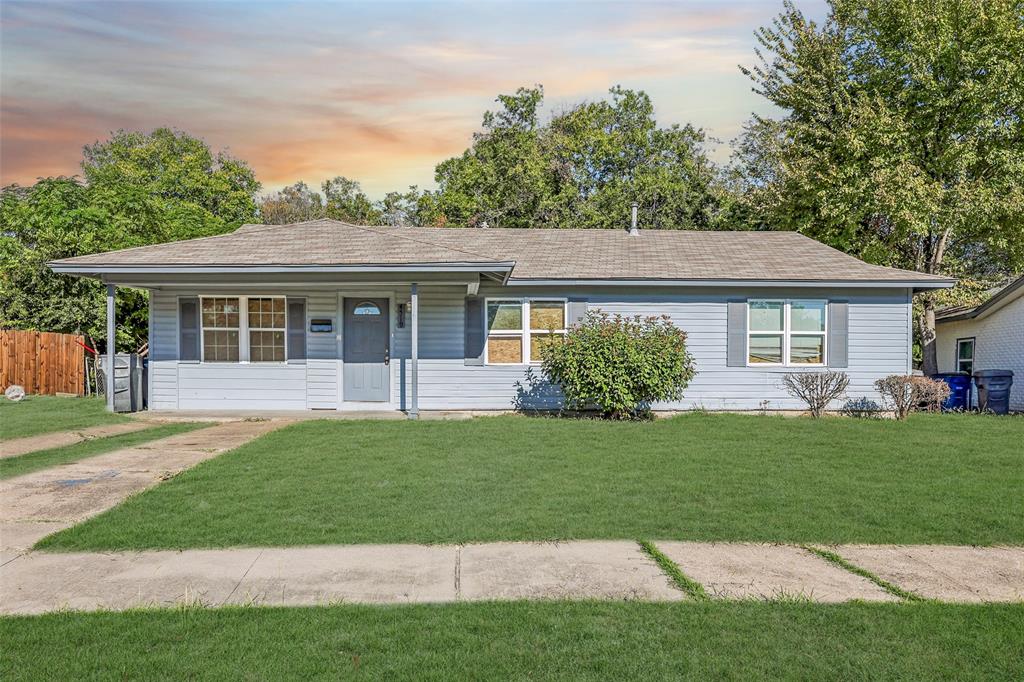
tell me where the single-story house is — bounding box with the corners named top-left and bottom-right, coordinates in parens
top-left (49, 219), bottom-right (954, 415)
top-left (935, 275), bottom-right (1023, 411)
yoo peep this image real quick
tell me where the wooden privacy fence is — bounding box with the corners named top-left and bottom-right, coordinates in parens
top-left (0, 330), bottom-right (86, 396)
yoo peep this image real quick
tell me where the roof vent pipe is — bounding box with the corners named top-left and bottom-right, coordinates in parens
top-left (629, 202), bottom-right (639, 236)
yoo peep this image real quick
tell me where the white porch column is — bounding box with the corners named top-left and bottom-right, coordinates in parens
top-left (409, 282), bottom-right (419, 419)
top-left (106, 283), bottom-right (116, 412)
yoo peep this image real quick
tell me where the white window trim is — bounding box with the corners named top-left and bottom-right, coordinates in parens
top-left (956, 337), bottom-right (975, 374)
top-left (747, 299), bottom-right (828, 367)
top-left (484, 297), bottom-right (568, 366)
top-left (199, 295), bottom-right (288, 364)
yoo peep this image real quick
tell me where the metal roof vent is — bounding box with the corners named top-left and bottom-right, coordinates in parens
top-left (628, 202), bottom-right (639, 236)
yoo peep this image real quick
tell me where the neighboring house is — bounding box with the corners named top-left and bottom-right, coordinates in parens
top-left (49, 219), bottom-right (953, 415)
top-left (935, 275), bottom-right (1023, 412)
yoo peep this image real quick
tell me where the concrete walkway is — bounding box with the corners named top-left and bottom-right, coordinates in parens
top-left (1, 541), bottom-right (1020, 614)
top-left (1, 421), bottom-right (154, 459)
top-left (0, 419), bottom-right (288, 555)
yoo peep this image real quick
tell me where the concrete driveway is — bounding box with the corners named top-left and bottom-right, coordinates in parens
top-left (0, 419), bottom-right (288, 555)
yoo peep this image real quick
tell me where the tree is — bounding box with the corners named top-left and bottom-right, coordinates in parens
top-left (737, 0), bottom-right (1024, 373)
top-left (1, 130), bottom-right (261, 348)
top-left (421, 85), bottom-right (725, 229)
top-left (322, 176), bottom-right (381, 225)
top-left (259, 181), bottom-right (325, 225)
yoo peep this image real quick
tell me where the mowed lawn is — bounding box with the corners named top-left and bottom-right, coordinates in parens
top-left (0, 396), bottom-right (126, 441)
top-left (38, 413), bottom-right (1022, 550)
top-left (3, 602), bottom-right (1023, 680)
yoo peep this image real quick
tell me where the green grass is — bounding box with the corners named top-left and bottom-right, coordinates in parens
top-left (639, 540), bottom-right (709, 600)
top-left (0, 395), bottom-right (126, 441)
top-left (37, 413), bottom-right (1023, 551)
top-left (1, 602), bottom-right (1021, 680)
top-left (0, 422), bottom-right (208, 480)
top-left (802, 544), bottom-right (927, 603)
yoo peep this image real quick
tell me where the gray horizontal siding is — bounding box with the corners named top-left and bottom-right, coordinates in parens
top-left (149, 284), bottom-right (912, 412)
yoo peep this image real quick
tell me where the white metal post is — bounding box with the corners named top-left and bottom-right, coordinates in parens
top-left (106, 283), bottom-right (116, 412)
top-left (410, 282), bottom-right (419, 419)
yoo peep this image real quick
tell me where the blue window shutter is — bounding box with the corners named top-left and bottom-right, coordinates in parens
top-left (464, 297), bottom-right (484, 365)
top-left (287, 298), bottom-right (307, 361)
top-left (827, 301), bottom-right (849, 368)
top-left (567, 298), bottom-right (588, 326)
top-left (726, 300), bottom-right (747, 367)
top-left (179, 297), bottom-right (200, 362)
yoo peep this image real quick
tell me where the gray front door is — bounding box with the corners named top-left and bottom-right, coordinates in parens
top-left (343, 298), bottom-right (390, 402)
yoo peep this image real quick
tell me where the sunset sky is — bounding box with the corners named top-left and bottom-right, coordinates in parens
top-left (1, 0), bottom-right (825, 197)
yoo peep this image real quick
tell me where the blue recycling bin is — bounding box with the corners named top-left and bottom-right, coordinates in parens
top-left (930, 373), bottom-right (972, 411)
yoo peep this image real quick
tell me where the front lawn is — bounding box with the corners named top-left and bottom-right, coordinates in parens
top-left (1, 602), bottom-right (1021, 680)
top-left (0, 422), bottom-right (208, 480)
top-left (37, 413), bottom-right (1023, 550)
top-left (0, 396), bottom-right (126, 441)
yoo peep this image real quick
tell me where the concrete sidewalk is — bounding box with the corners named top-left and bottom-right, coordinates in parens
top-left (0, 419), bottom-right (289, 555)
top-left (1, 541), bottom-right (1020, 614)
top-left (1, 421), bottom-right (154, 459)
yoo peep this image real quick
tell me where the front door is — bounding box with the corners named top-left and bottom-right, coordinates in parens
top-left (343, 298), bottom-right (390, 402)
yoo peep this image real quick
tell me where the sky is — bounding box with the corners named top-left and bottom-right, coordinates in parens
top-left (1, 0), bottom-right (824, 198)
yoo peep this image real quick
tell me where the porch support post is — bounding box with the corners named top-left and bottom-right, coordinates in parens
top-left (106, 282), bottom-right (116, 412)
top-left (409, 282), bottom-right (419, 419)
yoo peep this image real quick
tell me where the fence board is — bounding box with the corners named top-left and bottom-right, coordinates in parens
top-left (0, 330), bottom-right (85, 396)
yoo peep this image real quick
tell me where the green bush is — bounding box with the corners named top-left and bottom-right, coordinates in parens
top-left (539, 312), bottom-right (696, 418)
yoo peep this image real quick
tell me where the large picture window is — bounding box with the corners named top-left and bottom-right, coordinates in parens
top-left (485, 298), bottom-right (566, 365)
top-left (748, 299), bottom-right (826, 366)
top-left (200, 295), bottom-right (288, 363)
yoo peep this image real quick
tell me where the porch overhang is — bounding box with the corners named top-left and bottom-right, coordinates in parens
top-left (48, 262), bottom-right (516, 288)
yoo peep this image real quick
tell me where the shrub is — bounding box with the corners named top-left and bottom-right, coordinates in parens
top-left (840, 397), bottom-right (884, 419)
top-left (781, 371), bottom-right (850, 417)
top-left (539, 312), bottom-right (696, 419)
top-left (874, 375), bottom-right (951, 420)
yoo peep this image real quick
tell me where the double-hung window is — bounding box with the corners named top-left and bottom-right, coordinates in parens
top-left (485, 298), bottom-right (567, 364)
top-left (200, 295), bottom-right (287, 363)
top-left (748, 299), bottom-right (826, 366)
top-left (956, 338), bottom-right (975, 374)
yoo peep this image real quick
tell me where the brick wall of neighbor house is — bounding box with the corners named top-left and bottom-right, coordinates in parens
top-left (936, 295), bottom-right (1024, 412)
top-left (149, 286), bottom-right (914, 412)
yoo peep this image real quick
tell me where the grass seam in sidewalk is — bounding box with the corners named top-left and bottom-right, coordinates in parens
top-left (801, 544), bottom-right (927, 603)
top-left (638, 540), bottom-right (709, 601)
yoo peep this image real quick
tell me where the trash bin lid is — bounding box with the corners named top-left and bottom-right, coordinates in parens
top-left (973, 369), bottom-right (1014, 378)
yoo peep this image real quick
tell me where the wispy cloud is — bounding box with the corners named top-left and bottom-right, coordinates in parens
top-left (1, 0), bottom-right (818, 195)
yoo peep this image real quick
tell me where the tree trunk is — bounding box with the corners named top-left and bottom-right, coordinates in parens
top-left (918, 294), bottom-right (938, 376)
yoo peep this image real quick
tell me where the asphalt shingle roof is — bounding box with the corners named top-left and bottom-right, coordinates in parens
top-left (52, 219), bottom-right (951, 283)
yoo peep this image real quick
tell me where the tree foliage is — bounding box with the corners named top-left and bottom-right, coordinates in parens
top-left (1, 129), bottom-right (260, 348)
top-left (734, 0), bottom-right (1024, 373)
top-left (420, 86), bottom-right (726, 229)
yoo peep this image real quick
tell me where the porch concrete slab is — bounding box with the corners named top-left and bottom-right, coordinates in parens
top-left (655, 541), bottom-right (896, 602)
top-left (0, 549), bottom-right (262, 615)
top-left (0, 419), bottom-right (284, 525)
top-left (830, 545), bottom-right (1024, 603)
top-left (1, 421), bottom-right (153, 459)
top-left (230, 544), bottom-right (458, 606)
top-left (458, 541), bottom-right (685, 601)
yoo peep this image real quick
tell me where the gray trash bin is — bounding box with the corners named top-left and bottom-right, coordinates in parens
top-left (973, 369), bottom-right (1014, 415)
top-left (97, 354), bottom-right (143, 412)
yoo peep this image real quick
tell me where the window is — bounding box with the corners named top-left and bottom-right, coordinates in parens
top-left (748, 299), bottom-right (826, 366)
top-left (201, 297), bottom-right (240, 362)
top-left (247, 297), bottom-right (286, 362)
top-left (199, 295), bottom-right (288, 363)
top-left (485, 298), bottom-right (566, 365)
top-left (956, 338), bottom-right (975, 374)
top-left (354, 301), bottom-right (382, 316)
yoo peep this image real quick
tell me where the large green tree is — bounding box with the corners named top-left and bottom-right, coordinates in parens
top-left (1, 129), bottom-right (260, 348)
top-left (421, 86), bottom-right (725, 230)
top-left (735, 0), bottom-right (1024, 373)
